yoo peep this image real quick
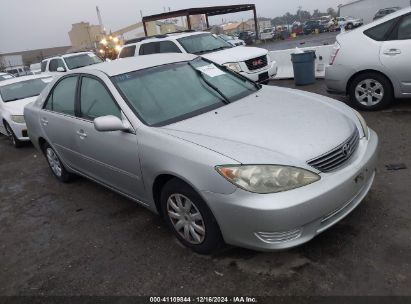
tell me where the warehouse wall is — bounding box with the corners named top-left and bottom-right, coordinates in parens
top-left (340, 0), bottom-right (411, 24)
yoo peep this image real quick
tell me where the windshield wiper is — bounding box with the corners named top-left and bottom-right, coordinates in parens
top-left (188, 62), bottom-right (230, 104)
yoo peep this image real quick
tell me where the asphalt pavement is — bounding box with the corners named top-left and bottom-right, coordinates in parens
top-left (0, 79), bottom-right (410, 296)
top-left (259, 32), bottom-right (338, 51)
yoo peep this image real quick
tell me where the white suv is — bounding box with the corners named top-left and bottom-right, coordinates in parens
top-left (41, 52), bottom-right (103, 75)
top-left (118, 32), bottom-right (277, 84)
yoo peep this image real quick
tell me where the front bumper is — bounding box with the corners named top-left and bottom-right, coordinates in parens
top-left (239, 61), bottom-right (277, 83)
top-left (9, 121), bottom-right (30, 141)
top-left (202, 128), bottom-right (379, 251)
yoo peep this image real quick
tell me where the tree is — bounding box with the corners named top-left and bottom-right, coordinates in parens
top-left (327, 7), bottom-right (337, 17)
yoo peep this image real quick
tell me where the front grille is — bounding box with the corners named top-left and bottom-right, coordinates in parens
top-left (308, 129), bottom-right (360, 173)
top-left (255, 228), bottom-right (302, 244)
top-left (245, 55), bottom-right (268, 71)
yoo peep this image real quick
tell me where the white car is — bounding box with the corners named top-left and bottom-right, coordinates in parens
top-left (118, 31), bottom-right (277, 84)
top-left (218, 34), bottom-right (246, 46)
top-left (41, 52), bottom-right (103, 75)
top-left (0, 75), bottom-right (52, 147)
top-left (0, 73), bottom-right (14, 82)
top-left (337, 16), bottom-right (364, 30)
top-left (326, 7), bottom-right (411, 110)
top-left (260, 28), bottom-right (274, 41)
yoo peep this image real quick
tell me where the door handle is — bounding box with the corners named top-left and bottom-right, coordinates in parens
top-left (383, 49), bottom-right (401, 56)
top-left (41, 118), bottom-right (48, 126)
top-left (76, 130), bottom-right (87, 139)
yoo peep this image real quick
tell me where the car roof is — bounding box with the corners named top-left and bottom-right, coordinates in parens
top-left (78, 53), bottom-right (198, 77)
top-left (0, 74), bottom-right (52, 86)
top-left (43, 51), bottom-right (94, 61)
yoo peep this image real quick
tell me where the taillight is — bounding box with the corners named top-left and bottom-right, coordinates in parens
top-left (329, 42), bottom-right (341, 65)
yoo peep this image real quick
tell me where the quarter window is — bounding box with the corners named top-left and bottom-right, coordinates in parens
top-left (139, 41), bottom-right (181, 55)
top-left (41, 61), bottom-right (47, 72)
top-left (80, 77), bottom-right (121, 120)
top-left (119, 45), bottom-right (136, 58)
top-left (49, 59), bottom-right (66, 72)
top-left (44, 76), bottom-right (77, 115)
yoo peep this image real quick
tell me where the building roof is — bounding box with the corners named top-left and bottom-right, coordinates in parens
top-left (222, 23), bottom-right (242, 31)
top-left (80, 53), bottom-right (197, 77)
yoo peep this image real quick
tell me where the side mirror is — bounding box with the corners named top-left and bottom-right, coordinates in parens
top-left (56, 67), bottom-right (66, 72)
top-left (94, 115), bottom-right (128, 132)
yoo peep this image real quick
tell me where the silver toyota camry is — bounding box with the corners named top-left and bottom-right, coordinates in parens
top-left (24, 53), bottom-right (378, 254)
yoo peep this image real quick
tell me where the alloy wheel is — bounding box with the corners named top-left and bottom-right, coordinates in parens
top-left (355, 79), bottom-right (384, 107)
top-left (46, 148), bottom-right (62, 177)
top-left (167, 194), bottom-right (206, 245)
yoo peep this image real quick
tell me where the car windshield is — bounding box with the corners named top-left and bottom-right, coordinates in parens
top-left (0, 77), bottom-right (52, 102)
top-left (177, 33), bottom-right (232, 55)
top-left (112, 58), bottom-right (258, 126)
top-left (63, 53), bottom-right (103, 70)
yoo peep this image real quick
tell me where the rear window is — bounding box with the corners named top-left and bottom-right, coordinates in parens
top-left (0, 77), bottom-right (52, 102)
top-left (119, 45), bottom-right (136, 58)
top-left (139, 41), bottom-right (181, 55)
top-left (364, 19), bottom-right (396, 41)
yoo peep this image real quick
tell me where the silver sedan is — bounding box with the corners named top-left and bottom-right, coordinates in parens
top-left (25, 54), bottom-right (378, 254)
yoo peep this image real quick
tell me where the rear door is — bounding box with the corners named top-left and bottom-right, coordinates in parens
top-left (380, 13), bottom-right (411, 94)
top-left (73, 75), bottom-right (145, 200)
top-left (40, 75), bottom-right (80, 168)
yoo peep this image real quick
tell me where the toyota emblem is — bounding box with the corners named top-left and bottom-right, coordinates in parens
top-left (342, 143), bottom-right (352, 157)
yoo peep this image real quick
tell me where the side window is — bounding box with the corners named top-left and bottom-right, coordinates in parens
top-left (159, 41), bottom-right (181, 53)
top-left (139, 42), bottom-right (160, 55)
top-left (364, 18), bottom-right (397, 41)
top-left (397, 14), bottom-right (411, 40)
top-left (49, 59), bottom-right (65, 72)
top-left (119, 45), bottom-right (136, 58)
top-left (44, 76), bottom-right (77, 115)
top-left (80, 77), bottom-right (121, 120)
top-left (41, 61), bottom-right (47, 72)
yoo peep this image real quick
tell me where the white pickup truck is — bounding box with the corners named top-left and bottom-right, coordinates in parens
top-left (118, 31), bottom-right (277, 84)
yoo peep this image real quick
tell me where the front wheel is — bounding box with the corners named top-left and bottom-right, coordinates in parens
top-left (348, 73), bottom-right (393, 111)
top-left (346, 23), bottom-right (354, 30)
top-left (4, 122), bottom-right (24, 148)
top-left (161, 179), bottom-right (224, 254)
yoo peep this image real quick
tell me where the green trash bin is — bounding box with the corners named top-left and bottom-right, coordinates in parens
top-left (291, 50), bottom-right (316, 86)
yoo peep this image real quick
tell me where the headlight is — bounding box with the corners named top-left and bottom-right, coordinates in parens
top-left (216, 165), bottom-right (320, 194)
top-left (10, 115), bottom-right (25, 124)
top-left (353, 110), bottom-right (369, 139)
top-left (223, 62), bottom-right (242, 73)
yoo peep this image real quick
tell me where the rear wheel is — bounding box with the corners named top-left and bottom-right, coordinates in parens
top-left (348, 72), bottom-right (393, 111)
top-left (42, 143), bottom-right (73, 183)
top-left (160, 178), bottom-right (224, 254)
top-left (346, 23), bottom-right (354, 30)
top-left (4, 122), bottom-right (24, 148)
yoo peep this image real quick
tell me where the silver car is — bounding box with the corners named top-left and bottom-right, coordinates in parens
top-left (25, 54), bottom-right (378, 254)
top-left (326, 7), bottom-right (411, 110)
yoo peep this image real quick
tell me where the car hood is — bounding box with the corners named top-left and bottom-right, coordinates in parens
top-left (2, 96), bottom-right (38, 115)
top-left (201, 46), bottom-right (267, 64)
top-left (160, 86), bottom-right (357, 167)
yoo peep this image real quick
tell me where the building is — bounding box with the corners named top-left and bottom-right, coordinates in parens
top-left (68, 22), bottom-right (104, 52)
top-left (339, 0), bottom-right (411, 24)
top-left (245, 18), bottom-right (271, 31)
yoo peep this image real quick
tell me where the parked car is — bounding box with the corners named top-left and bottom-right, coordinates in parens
top-left (5, 66), bottom-right (30, 77)
top-left (291, 23), bottom-right (304, 36)
top-left (374, 7), bottom-right (401, 21)
top-left (29, 62), bottom-right (42, 75)
top-left (337, 16), bottom-right (364, 30)
top-left (0, 75), bottom-right (52, 147)
top-left (217, 34), bottom-right (246, 46)
top-left (118, 32), bottom-right (277, 84)
top-left (238, 31), bottom-right (255, 45)
top-left (260, 28), bottom-right (274, 41)
top-left (303, 20), bottom-right (326, 35)
top-left (326, 7), bottom-right (411, 110)
top-left (25, 54), bottom-right (378, 253)
top-left (41, 52), bottom-right (103, 75)
top-left (0, 72), bottom-right (14, 82)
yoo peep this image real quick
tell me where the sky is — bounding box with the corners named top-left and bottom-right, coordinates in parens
top-left (0, 0), bottom-right (344, 53)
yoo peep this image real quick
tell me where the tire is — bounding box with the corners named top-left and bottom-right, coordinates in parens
top-left (346, 23), bottom-right (354, 30)
top-left (348, 72), bottom-right (393, 111)
top-left (42, 142), bottom-right (73, 183)
top-left (4, 122), bottom-right (24, 148)
top-left (160, 178), bottom-right (224, 254)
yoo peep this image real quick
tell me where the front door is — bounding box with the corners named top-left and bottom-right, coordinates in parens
top-left (73, 75), bottom-right (145, 201)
